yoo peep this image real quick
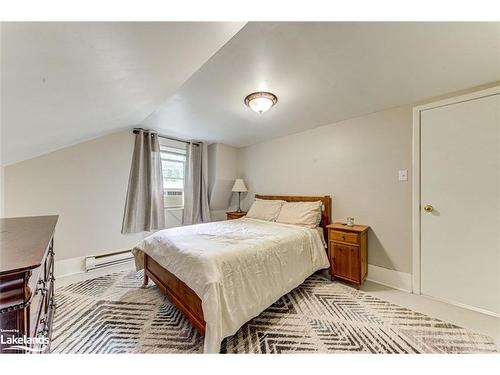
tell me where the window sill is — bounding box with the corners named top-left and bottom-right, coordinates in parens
top-left (165, 207), bottom-right (184, 212)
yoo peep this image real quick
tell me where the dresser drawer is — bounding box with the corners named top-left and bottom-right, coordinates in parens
top-left (330, 230), bottom-right (359, 244)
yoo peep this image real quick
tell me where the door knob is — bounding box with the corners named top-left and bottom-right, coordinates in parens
top-left (423, 204), bottom-right (434, 212)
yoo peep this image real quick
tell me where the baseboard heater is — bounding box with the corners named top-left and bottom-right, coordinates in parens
top-left (85, 250), bottom-right (134, 272)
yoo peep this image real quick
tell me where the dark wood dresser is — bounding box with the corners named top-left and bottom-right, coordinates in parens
top-left (0, 216), bottom-right (58, 353)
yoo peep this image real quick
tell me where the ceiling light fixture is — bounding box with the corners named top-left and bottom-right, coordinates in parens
top-left (244, 91), bottom-right (278, 114)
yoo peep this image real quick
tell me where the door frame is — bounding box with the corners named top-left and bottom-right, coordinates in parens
top-left (412, 85), bottom-right (500, 295)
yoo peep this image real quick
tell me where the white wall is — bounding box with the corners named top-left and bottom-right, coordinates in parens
top-left (0, 24), bottom-right (3, 217)
top-left (3, 130), bottom-right (235, 266)
top-left (207, 143), bottom-right (241, 221)
top-left (239, 106), bottom-right (413, 273)
top-left (4, 107), bottom-right (412, 273)
top-left (0, 166), bottom-right (4, 217)
top-left (4, 130), bottom-right (155, 262)
top-left (3, 78), bottom-right (496, 281)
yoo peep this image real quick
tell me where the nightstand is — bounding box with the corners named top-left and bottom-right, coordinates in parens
top-left (226, 211), bottom-right (247, 220)
top-left (327, 223), bottom-right (369, 289)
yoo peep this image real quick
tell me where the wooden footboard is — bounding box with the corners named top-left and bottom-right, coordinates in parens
top-left (143, 253), bottom-right (206, 335)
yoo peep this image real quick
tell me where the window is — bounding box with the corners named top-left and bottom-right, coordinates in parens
top-left (160, 145), bottom-right (186, 209)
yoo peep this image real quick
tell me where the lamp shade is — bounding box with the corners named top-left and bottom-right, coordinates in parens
top-left (231, 179), bottom-right (248, 192)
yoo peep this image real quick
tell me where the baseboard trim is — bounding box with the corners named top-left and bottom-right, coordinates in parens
top-left (366, 264), bottom-right (412, 293)
top-left (420, 293), bottom-right (500, 318)
top-left (55, 255), bottom-right (135, 288)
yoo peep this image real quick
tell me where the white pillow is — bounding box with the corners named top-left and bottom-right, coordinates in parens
top-left (275, 201), bottom-right (322, 228)
top-left (246, 199), bottom-right (284, 221)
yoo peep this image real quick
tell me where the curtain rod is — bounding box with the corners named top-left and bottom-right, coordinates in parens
top-left (132, 129), bottom-right (200, 146)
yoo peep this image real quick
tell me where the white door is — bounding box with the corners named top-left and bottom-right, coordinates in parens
top-left (420, 92), bottom-right (500, 315)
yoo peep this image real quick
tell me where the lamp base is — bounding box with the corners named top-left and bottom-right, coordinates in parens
top-left (236, 192), bottom-right (242, 213)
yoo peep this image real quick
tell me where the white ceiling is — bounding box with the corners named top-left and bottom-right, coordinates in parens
top-left (0, 22), bottom-right (245, 165)
top-left (143, 22), bottom-right (500, 146)
top-left (2, 22), bottom-right (500, 165)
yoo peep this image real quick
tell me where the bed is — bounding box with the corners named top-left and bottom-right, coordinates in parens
top-left (132, 194), bottom-right (331, 353)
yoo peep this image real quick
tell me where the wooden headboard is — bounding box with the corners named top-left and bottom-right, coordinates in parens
top-left (255, 194), bottom-right (331, 236)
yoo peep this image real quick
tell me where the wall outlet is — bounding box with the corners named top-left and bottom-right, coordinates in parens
top-left (398, 169), bottom-right (408, 181)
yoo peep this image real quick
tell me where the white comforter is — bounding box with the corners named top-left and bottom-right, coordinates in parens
top-left (132, 218), bottom-right (329, 353)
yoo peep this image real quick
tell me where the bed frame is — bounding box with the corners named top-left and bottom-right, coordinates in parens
top-left (142, 194), bottom-right (331, 336)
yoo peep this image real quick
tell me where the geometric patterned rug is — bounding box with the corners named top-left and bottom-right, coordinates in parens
top-left (51, 270), bottom-right (498, 354)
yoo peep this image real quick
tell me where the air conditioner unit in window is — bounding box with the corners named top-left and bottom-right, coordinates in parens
top-left (164, 190), bottom-right (183, 208)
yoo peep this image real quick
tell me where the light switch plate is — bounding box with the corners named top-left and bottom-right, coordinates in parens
top-left (398, 169), bottom-right (408, 181)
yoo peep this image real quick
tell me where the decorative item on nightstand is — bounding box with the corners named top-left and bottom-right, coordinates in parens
top-left (327, 222), bottom-right (369, 289)
top-left (231, 178), bottom-right (248, 213)
top-left (226, 211), bottom-right (247, 220)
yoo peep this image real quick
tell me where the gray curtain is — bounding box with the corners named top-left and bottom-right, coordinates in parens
top-left (182, 142), bottom-right (211, 225)
top-left (122, 130), bottom-right (165, 233)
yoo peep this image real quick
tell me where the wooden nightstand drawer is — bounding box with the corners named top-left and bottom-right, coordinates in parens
top-left (330, 230), bottom-right (359, 244)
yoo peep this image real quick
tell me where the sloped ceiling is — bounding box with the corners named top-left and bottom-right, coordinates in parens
top-left (142, 22), bottom-right (500, 147)
top-left (0, 22), bottom-right (245, 165)
top-left (2, 22), bottom-right (500, 165)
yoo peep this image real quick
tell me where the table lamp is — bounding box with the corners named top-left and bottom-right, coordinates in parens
top-left (231, 179), bottom-right (248, 213)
